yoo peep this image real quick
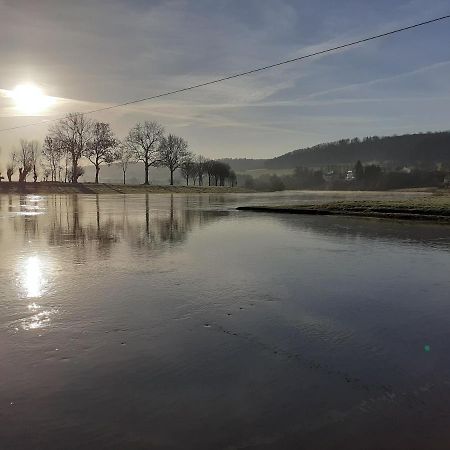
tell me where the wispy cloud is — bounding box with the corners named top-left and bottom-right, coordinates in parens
top-left (304, 60), bottom-right (450, 100)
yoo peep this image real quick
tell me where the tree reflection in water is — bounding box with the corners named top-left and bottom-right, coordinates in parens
top-left (1, 193), bottom-right (229, 260)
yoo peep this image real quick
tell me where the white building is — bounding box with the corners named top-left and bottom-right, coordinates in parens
top-left (345, 170), bottom-right (355, 181)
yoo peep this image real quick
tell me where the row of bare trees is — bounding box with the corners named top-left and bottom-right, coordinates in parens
top-left (2, 113), bottom-right (237, 186)
top-left (180, 158), bottom-right (236, 186)
top-left (3, 113), bottom-right (120, 184)
top-left (4, 140), bottom-right (40, 183)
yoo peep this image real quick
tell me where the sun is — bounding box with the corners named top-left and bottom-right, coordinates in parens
top-left (10, 83), bottom-right (54, 114)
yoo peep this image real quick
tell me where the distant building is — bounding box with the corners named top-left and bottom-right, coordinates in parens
top-left (345, 170), bottom-right (355, 181)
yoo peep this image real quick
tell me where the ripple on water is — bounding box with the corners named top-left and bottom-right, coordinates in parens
top-left (8, 306), bottom-right (59, 333)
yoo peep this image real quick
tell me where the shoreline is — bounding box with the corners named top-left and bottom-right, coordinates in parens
top-left (0, 182), bottom-right (252, 195)
top-left (237, 196), bottom-right (450, 223)
top-left (0, 182), bottom-right (440, 196)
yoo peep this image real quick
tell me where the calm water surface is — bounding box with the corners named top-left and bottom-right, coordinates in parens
top-left (1, 192), bottom-right (449, 450)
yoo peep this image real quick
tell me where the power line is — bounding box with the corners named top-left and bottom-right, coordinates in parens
top-left (1, 13), bottom-right (450, 133)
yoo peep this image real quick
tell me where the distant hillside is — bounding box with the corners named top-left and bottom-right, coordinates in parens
top-left (219, 158), bottom-right (267, 172)
top-left (266, 132), bottom-right (450, 169)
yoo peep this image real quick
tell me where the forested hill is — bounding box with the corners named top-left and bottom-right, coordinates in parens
top-left (219, 158), bottom-right (267, 171)
top-left (266, 132), bottom-right (450, 169)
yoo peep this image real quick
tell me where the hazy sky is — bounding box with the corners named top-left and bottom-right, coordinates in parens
top-left (0, 0), bottom-right (450, 164)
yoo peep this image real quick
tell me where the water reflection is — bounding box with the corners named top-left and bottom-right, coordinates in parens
top-left (2, 193), bottom-right (230, 333)
top-left (14, 254), bottom-right (58, 331)
top-left (2, 193), bottom-right (229, 259)
top-left (271, 213), bottom-right (450, 250)
top-left (22, 256), bottom-right (45, 298)
top-left (1, 192), bottom-right (450, 449)
top-left (2, 193), bottom-right (449, 338)
top-left (2, 193), bottom-right (450, 260)
top-left (20, 305), bottom-right (58, 331)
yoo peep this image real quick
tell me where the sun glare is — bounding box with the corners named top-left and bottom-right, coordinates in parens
top-left (23, 256), bottom-right (45, 298)
top-left (10, 83), bottom-right (54, 114)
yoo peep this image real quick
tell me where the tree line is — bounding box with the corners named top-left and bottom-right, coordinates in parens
top-left (241, 160), bottom-right (449, 192)
top-left (1, 112), bottom-right (237, 187)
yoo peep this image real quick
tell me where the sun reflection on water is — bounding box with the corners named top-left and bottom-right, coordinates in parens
top-left (16, 255), bottom-right (57, 331)
top-left (23, 256), bottom-right (45, 298)
top-left (20, 309), bottom-right (58, 331)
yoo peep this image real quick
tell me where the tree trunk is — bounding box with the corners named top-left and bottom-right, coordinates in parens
top-left (72, 157), bottom-right (78, 183)
top-left (145, 194), bottom-right (149, 235)
top-left (170, 169), bottom-right (174, 186)
top-left (144, 160), bottom-right (149, 185)
top-left (123, 171), bottom-right (126, 185)
top-left (95, 166), bottom-right (100, 184)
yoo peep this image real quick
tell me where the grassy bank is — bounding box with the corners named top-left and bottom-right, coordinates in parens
top-left (0, 182), bottom-right (252, 195)
top-left (237, 193), bottom-right (450, 223)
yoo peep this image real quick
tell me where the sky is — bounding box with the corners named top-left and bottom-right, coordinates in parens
top-left (0, 0), bottom-right (450, 165)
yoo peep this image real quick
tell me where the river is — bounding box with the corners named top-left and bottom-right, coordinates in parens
top-left (1, 192), bottom-right (449, 449)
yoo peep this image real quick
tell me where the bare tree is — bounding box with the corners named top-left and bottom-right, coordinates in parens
top-left (159, 134), bottom-right (189, 185)
top-left (84, 122), bottom-right (117, 183)
top-left (229, 170), bottom-right (237, 187)
top-left (69, 166), bottom-right (85, 182)
top-left (18, 140), bottom-right (39, 183)
top-left (117, 144), bottom-right (133, 185)
top-left (42, 136), bottom-right (64, 182)
top-left (63, 152), bottom-right (70, 182)
top-left (49, 112), bottom-right (94, 183)
top-left (205, 159), bottom-right (215, 186)
top-left (6, 151), bottom-right (17, 182)
top-left (195, 155), bottom-right (207, 186)
top-left (180, 156), bottom-right (196, 186)
top-left (125, 121), bottom-right (164, 185)
top-left (208, 160), bottom-right (231, 186)
top-left (41, 166), bottom-right (51, 182)
top-left (30, 141), bottom-right (40, 182)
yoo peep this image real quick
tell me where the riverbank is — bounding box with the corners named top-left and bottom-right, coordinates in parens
top-left (237, 193), bottom-right (450, 223)
top-left (0, 181), bottom-right (251, 195)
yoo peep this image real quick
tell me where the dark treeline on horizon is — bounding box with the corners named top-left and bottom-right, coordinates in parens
top-left (241, 161), bottom-right (449, 192)
top-left (320, 162), bottom-right (444, 190)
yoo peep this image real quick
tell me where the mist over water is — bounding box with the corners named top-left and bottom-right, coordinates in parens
top-left (1, 192), bottom-right (450, 449)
